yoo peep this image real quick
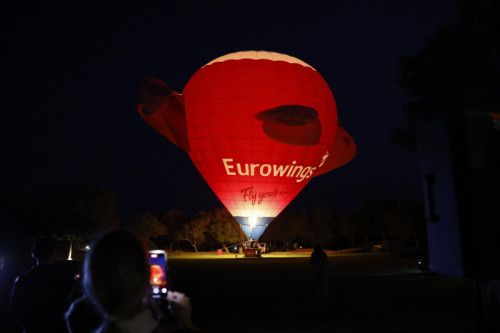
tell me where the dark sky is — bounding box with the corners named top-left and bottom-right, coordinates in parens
top-left (1, 1), bottom-right (456, 218)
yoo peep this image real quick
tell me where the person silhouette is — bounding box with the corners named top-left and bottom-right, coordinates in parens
top-left (65, 294), bottom-right (102, 333)
top-left (78, 229), bottom-right (195, 333)
top-left (309, 244), bottom-right (328, 299)
top-left (11, 236), bottom-right (75, 332)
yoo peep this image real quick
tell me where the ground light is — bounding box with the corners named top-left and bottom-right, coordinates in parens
top-left (67, 242), bottom-right (73, 261)
top-left (248, 216), bottom-right (257, 230)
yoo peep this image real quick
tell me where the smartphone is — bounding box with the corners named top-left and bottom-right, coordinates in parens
top-left (148, 250), bottom-right (168, 299)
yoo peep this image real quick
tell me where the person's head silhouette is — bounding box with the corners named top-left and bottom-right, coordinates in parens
top-left (313, 244), bottom-right (323, 253)
top-left (83, 229), bottom-right (149, 320)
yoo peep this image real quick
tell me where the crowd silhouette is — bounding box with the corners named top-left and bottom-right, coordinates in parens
top-left (11, 230), bottom-right (196, 333)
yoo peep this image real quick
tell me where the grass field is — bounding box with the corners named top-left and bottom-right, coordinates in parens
top-left (167, 248), bottom-right (342, 259)
top-left (168, 252), bottom-right (475, 332)
top-left (0, 252), bottom-right (476, 332)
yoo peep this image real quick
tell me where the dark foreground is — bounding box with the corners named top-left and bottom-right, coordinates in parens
top-left (0, 253), bottom-right (475, 332)
top-left (169, 253), bottom-right (474, 333)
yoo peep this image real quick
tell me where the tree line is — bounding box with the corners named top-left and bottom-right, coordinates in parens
top-left (1, 187), bottom-right (427, 256)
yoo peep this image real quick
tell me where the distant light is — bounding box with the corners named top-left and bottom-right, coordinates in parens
top-left (234, 247), bottom-right (237, 250)
top-left (153, 287), bottom-right (160, 294)
top-left (85, 245), bottom-right (91, 250)
top-left (161, 288), bottom-right (167, 294)
top-left (300, 246), bottom-right (303, 249)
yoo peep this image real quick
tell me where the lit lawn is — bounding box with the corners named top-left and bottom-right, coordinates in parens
top-left (167, 248), bottom-right (359, 259)
top-left (168, 251), bottom-right (314, 259)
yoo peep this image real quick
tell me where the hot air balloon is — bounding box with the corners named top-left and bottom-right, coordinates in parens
top-left (149, 264), bottom-right (166, 286)
top-left (138, 51), bottom-right (356, 240)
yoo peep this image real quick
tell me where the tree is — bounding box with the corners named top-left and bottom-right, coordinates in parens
top-left (45, 186), bottom-right (121, 259)
top-left (392, 1), bottom-right (500, 151)
top-left (383, 201), bottom-right (426, 248)
top-left (303, 208), bottom-right (336, 246)
top-left (0, 187), bottom-right (122, 260)
top-left (178, 212), bottom-right (210, 252)
top-left (132, 212), bottom-right (166, 249)
top-left (159, 209), bottom-right (187, 250)
top-left (209, 208), bottom-right (242, 251)
top-left (345, 199), bottom-right (426, 249)
top-left (358, 200), bottom-right (390, 244)
top-left (338, 215), bottom-right (359, 248)
top-left (261, 210), bottom-right (307, 249)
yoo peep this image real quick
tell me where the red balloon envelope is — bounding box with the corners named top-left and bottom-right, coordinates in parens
top-left (138, 51), bottom-right (356, 239)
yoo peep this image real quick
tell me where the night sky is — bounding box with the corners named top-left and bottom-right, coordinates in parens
top-left (2, 1), bottom-right (456, 219)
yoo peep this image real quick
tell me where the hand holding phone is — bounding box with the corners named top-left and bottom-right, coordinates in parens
top-left (167, 291), bottom-right (196, 331)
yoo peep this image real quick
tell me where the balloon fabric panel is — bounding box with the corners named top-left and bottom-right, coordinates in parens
top-left (184, 59), bottom-right (337, 223)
